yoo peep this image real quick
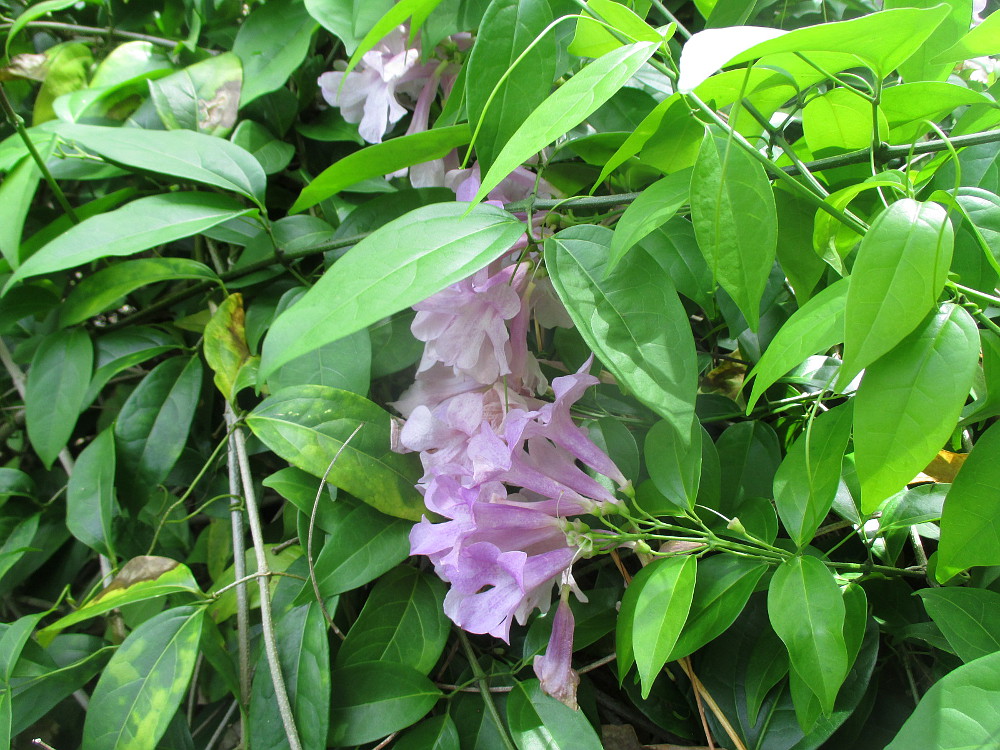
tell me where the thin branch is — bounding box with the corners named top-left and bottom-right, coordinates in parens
top-left (458, 631), bottom-right (518, 750)
top-left (232, 421), bottom-right (304, 750)
top-left (223, 403), bottom-right (250, 742)
top-left (0, 18), bottom-right (207, 52)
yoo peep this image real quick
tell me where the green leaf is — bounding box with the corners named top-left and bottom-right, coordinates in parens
top-left (616, 556), bottom-right (663, 682)
top-left (715, 420), bottom-right (781, 517)
top-left (66, 427), bottom-right (117, 557)
top-left (745, 278), bottom-right (848, 412)
top-left (885, 650), bottom-right (1000, 750)
top-left (85, 327), bottom-right (181, 405)
top-left (38, 557), bottom-right (201, 646)
top-left (0, 141), bottom-right (54, 268)
top-left (855, 304), bottom-right (979, 513)
top-left (938, 420), bottom-right (1000, 581)
top-left (668, 555), bottom-right (767, 662)
top-left (145, 53), bottom-right (244, 136)
top-left (644, 417), bottom-right (701, 510)
top-left (290, 125), bottom-right (472, 212)
top-left (773, 402), bottom-right (854, 548)
top-left (507, 680), bottom-right (604, 749)
top-left (113, 356), bottom-right (203, 500)
top-left (336, 566), bottom-right (448, 673)
top-left (882, 82), bottom-right (988, 144)
top-left (394, 714), bottom-right (460, 750)
top-left (0, 513), bottom-right (40, 587)
top-left (544, 224), bottom-right (698, 433)
top-left (267, 329), bottom-right (371, 395)
top-left (233, 0), bottom-right (318, 107)
top-left (51, 123), bottom-right (267, 206)
top-left (247, 385), bottom-right (423, 519)
top-left (343, 0), bottom-right (447, 75)
top-left (767, 556), bottom-right (848, 715)
top-left (60, 258), bottom-right (219, 327)
top-left (327, 662), bottom-right (441, 747)
top-left (632, 556), bottom-right (697, 697)
top-left (231, 120), bottom-right (295, 175)
top-left (840, 199), bottom-right (954, 386)
top-left (569, 0), bottom-right (664, 58)
top-left (918, 588), bottom-right (1000, 663)
top-left (6, 193), bottom-right (255, 289)
top-left (466, 0), bottom-right (555, 172)
top-left (260, 202), bottom-right (523, 378)
top-left (25, 327), bottom-right (92, 468)
top-left (608, 169), bottom-right (690, 273)
top-left (0, 469), bottom-right (36, 502)
top-left (301, 500), bottom-right (411, 599)
top-left (5, 0), bottom-right (98, 56)
top-left (932, 4), bottom-right (1000, 63)
top-left (884, 0), bottom-right (970, 83)
top-left (636, 217), bottom-right (715, 313)
top-left (690, 132), bottom-right (777, 331)
top-left (802, 88), bottom-right (887, 154)
top-left (82, 606), bottom-right (204, 750)
top-left (249, 603), bottom-right (329, 750)
top-left (678, 6), bottom-right (951, 92)
top-left (473, 41), bottom-right (659, 205)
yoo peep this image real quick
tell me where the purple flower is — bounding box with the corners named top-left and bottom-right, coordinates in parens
top-left (534, 595), bottom-right (580, 709)
top-left (317, 27), bottom-right (431, 144)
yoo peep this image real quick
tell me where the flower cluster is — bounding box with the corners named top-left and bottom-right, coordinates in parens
top-left (393, 239), bottom-right (626, 707)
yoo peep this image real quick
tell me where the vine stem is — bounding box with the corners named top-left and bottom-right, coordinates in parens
top-left (0, 82), bottom-right (79, 224)
top-left (223, 404), bottom-right (250, 743)
top-left (0, 17), bottom-right (204, 51)
top-left (231, 419), bottom-right (304, 750)
top-left (458, 630), bottom-right (518, 750)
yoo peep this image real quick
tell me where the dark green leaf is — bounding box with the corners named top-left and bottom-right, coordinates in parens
top-left (633, 556), bottom-right (697, 697)
top-left (233, 0), bottom-right (318, 107)
top-left (66, 427), bottom-right (117, 557)
top-left (545, 224), bottom-right (698, 433)
top-left (25, 327), bottom-right (92, 468)
top-left (231, 120), bottom-right (295, 174)
top-left (466, 0), bottom-right (555, 172)
top-left (918, 588), bottom-right (1000, 663)
top-left (82, 606), bottom-right (204, 750)
top-left (394, 714), bottom-right (460, 750)
top-left (840, 199), bottom-right (954, 386)
top-left (690, 132), bottom-right (777, 331)
top-left (6, 193), bottom-right (255, 288)
top-left (855, 304), bottom-right (979, 512)
top-left (636, 217), bottom-right (715, 313)
top-left (247, 385), bottom-right (423, 519)
top-left (644, 417), bottom-right (701, 510)
top-left (85, 327), bottom-right (181, 405)
top-left (260, 203), bottom-right (524, 378)
top-left (327, 662), bottom-right (441, 747)
top-left (336, 566), bottom-right (448, 673)
top-left (266, 330), bottom-right (371, 395)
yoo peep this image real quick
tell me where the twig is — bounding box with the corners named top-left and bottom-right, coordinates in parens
top-left (680, 658), bottom-right (716, 750)
top-left (458, 630), bottom-right (518, 750)
top-left (677, 658), bottom-right (746, 750)
top-left (232, 421), bottom-right (304, 750)
top-left (204, 701), bottom-right (239, 750)
top-left (371, 731), bottom-right (399, 750)
top-left (223, 403), bottom-right (250, 741)
top-left (579, 653), bottom-right (616, 674)
top-left (307, 424), bottom-right (364, 639)
top-left (0, 18), bottom-right (207, 52)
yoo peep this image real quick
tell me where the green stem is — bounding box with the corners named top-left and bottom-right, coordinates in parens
top-left (458, 630), bottom-right (518, 750)
top-left (0, 17), bottom-right (202, 51)
top-left (649, 0), bottom-right (691, 38)
top-left (0, 81), bottom-right (79, 224)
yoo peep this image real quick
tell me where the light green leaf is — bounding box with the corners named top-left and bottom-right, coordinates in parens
top-left (466, 0), bottom-right (555, 172)
top-left (0, 138), bottom-right (55, 268)
top-left (932, 5), bottom-right (1000, 63)
top-left (233, 0), bottom-right (318, 107)
top-left (608, 169), bottom-right (690, 273)
top-left (260, 202), bottom-right (523, 379)
top-left (328, 662), bottom-right (441, 747)
top-left (60, 259), bottom-right (219, 327)
top-left (66, 427), bottom-right (117, 557)
top-left (291, 125), bottom-right (472, 212)
top-left (938, 420), bottom-right (1000, 581)
top-left (473, 41), bottom-right (659, 205)
top-left (336, 566), bottom-right (448, 674)
top-left (855, 304), bottom-right (979, 513)
top-left (690, 131), bottom-right (777, 331)
top-left (885, 0), bottom-right (970, 83)
top-left (39, 557), bottom-right (200, 646)
top-left (773, 402), bottom-right (854, 548)
top-left (6, 193), bottom-right (255, 289)
top-left (616, 556), bottom-right (663, 682)
top-left (145, 53), bottom-right (243, 136)
top-left (767, 555), bottom-right (848, 715)
top-left (51, 123), bottom-right (266, 205)
top-left (802, 88), bottom-right (886, 153)
top-left (246, 385), bottom-right (423, 519)
top-left (82, 606), bottom-right (204, 750)
top-left (840, 199), bottom-right (954, 386)
top-left (343, 0), bottom-right (447, 75)
top-left (249, 603), bottom-right (329, 750)
top-left (633, 556), bottom-right (697, 697)
top-left (507, 679), bottom-right (604, 749)
top-left (545, 224), bottom-right (698, 433)
top-left (569, 0), bottom-right (664, 58)
top-left (918, 588), bottom-right (1000, 663)
top-left (885, 650), bottom-right (1000, 750)
top-left (745, 278), bottom-right (848, 412)
top-left (25, 327), bottom-right (92, 469)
